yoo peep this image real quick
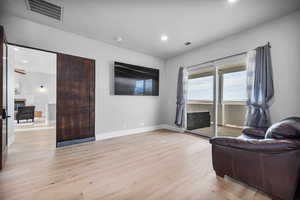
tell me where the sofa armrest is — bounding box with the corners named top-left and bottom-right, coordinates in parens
top-left (242, 127), bottom-right (267, 139)
top-left (210, 137), bottom-right (300, 153)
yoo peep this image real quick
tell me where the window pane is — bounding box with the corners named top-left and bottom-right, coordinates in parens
top-left (134, 80), bottom-right (144, 95)
top-left (145, 79), bottom-right (153, 93)
top-left (223, 71), bottom-right (247, 101)
top-left (188, 76), bottom-right (213, 101)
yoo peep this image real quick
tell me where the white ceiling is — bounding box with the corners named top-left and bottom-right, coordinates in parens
top-left (2, 0), bottom-right (300, 59)
top-left (8, 45), bottom-right (56, 75)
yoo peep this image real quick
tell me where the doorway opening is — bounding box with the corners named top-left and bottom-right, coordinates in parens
top-left (1, 37), bottom-right (95, 170)
top-left (8, 45), bottom-right (56, 143)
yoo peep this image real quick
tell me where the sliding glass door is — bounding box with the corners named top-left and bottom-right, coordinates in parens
top-left (217, 66), bottom-right (247, 137)
top-left (185, 57), bottom-right (247, 138)
top-left (186, 66), bottom-right (217, 137)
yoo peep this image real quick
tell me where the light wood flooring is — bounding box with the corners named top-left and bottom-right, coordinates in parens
top-left (15, 120), bottom-right (55, 132)
top-left (0, 129), bottom-right (271, 200)
top-left (192, 126), bottom-right (242, 138)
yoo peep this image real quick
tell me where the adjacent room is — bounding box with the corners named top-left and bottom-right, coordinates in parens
top-left (1, 0), bottom-right (300, 200)
top-left (11, 45), bottom-right (56, 132)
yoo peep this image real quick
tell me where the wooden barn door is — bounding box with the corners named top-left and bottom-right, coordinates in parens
top-left (56, 54), bottom-right (95, 147)
top-left (0, 26), bottom-right (8, 170)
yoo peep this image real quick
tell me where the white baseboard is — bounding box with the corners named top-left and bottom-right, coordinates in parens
top-left (12, 123), bottom-right (181, 143)
top-left (160, 124), bottom-right (185, 133)
top-left (96, 124), bottom-right (182, 141)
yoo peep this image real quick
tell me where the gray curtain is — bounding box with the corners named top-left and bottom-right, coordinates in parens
top-left (175, 67), bottom-right (186, 127)
top-left (245, 44), bottom-right (274, 128)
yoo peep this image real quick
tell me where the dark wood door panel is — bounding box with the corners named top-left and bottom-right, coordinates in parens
top-left (57, 53), bottom-right (95, 147)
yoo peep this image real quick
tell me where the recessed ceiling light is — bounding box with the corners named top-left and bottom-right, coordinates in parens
top-left (115, 36), bottom-right (123, 43)
top-left (39, 85), bottom-right (46, 92)
top-left (14, 47), bottom-right (19, 51)
top-left (228, 0), bottom-right (238, 3)
top-left (22, 60), bottom-right (29, 64)
top-left (184, 42), bottom-right (191, 46)
top-left (161, 35), bottom-right (168, 42)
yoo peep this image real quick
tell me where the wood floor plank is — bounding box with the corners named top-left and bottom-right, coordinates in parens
top-left (0, 129), bottom-right (271, 200)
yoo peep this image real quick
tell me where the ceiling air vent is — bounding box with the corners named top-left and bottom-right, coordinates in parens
top-left (26, 0), bottom-right (63, 21)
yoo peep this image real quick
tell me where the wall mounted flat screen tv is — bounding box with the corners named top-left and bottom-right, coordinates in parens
top-left (114, 62), bottom-right (159, 96)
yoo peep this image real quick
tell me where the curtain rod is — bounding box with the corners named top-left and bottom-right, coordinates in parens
top-left (186, 42), bottom-right (271, 69)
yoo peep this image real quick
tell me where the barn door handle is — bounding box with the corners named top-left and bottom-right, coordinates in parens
top-left (1, 109), bottom-right (10, 119)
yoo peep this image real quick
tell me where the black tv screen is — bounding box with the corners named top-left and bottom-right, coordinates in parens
top-left (114, 62), bottom-right (159, 96)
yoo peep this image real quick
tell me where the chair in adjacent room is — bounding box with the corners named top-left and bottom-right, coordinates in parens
top-left (16, 106), bottom-right (35, 123)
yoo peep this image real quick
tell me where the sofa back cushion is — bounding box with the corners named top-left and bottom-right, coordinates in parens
top-left (242, 127), bottom-right (267, 139)
top-left (265, 117), bottom-right (300, 139)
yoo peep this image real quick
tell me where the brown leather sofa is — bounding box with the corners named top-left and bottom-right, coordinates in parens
top-left (210, 117), bottom-right (300, 200)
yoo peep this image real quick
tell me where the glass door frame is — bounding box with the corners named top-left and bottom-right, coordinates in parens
top-left (184, 64), bottom-right (219, 138)
top-left (184, 57), bottom-right (247, 138)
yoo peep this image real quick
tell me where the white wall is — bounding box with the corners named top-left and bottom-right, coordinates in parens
top-left (7, 45), bottom-right (15, 145)
top-left (0, 14), bottom-right (165, 136)
top-left (15, 71), bottom-right (56, 116)
top-left (162, 11), bottom-right (300, 126)
top-left (2, 10), bottom-right (300, 137)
